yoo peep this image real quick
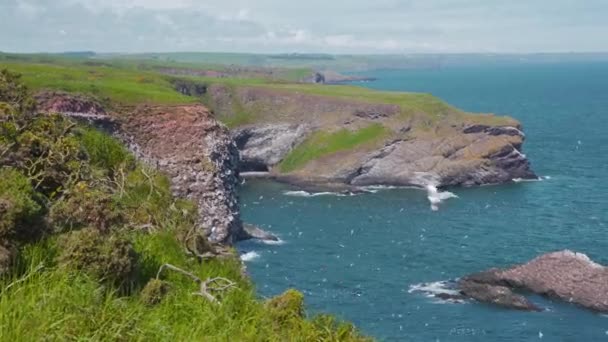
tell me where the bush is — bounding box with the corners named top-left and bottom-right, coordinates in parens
top-left (140, 278), bottom-right (171, 305)
top-left (58, 228), bottom-right (137, 285)
top-left (49, 182), bottom-right (122, 232)
top-left (266, 289), bottom-right (305, 324)
top-left (0, 168), bottom-right (44, 241)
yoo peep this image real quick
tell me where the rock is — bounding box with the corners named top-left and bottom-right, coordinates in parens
top-left (232, 124), bottom-right (310, 171)
top-left (35, 91), bottom-right (106, 116)
top-left (37, 93), bottom-right (246, 245)
top-left (458, 250), bottom-right (608, 313)
top-left (240, 224), bottom-right (279, 242)
top-left (458, 279), bottom-right (541, 311)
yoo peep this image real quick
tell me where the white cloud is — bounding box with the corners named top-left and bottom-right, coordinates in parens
top-left (1, 0), bottom-right (607, 53)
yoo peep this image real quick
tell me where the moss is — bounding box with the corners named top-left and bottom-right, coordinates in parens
top-left (140, 278), bottom-right (171, 305)
top-left (266, 289), bottom-right (305, 323)
top-left (0, 168), bottom-right (44, 241)
top-left (58, 228), bottom-right (137, 285)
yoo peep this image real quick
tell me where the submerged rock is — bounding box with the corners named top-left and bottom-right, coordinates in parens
top-left (240, 224), bottom-right (280, 242)
top-left (459, 250), bottom-right (608, 312)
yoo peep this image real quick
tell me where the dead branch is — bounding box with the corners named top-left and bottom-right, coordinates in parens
top-left (155, 263), bottom-right (237, 305)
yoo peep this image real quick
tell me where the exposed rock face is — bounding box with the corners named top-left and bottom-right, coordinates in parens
top-left (35, 91), bottom-right (106, 116)
top-left (349, 125), bottom-right (535, 187)
top-left (206, 84), bottom-right (535, 188)
top-left (233, 124), bottom-right (310, 171)
top-left (459, 250), bottom-right (608, 312)
top-left (119, 105), bottom-right (243, 244)
top-left (36, 92), bottom-right (244, 244)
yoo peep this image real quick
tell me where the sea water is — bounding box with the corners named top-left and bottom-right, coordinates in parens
top-left (237, 62), bottom-right (608, 341)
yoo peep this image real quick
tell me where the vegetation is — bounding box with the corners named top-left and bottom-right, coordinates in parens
top-left (0, 70), bottom-right (370, 341)
top-left (279, 124), bottom-right (389, 173)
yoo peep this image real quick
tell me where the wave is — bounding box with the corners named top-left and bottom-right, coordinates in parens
top-left (409, 280), bottom-right (465, 303)
top-left (425, 184), bottom-right (458, 211)
top-left (240, 251), bottom-right (260, 262)
top-left (283, 190), bottom-right (355, 197)
top-left (259, 238), bottom-right (286, 246)
top-left (408, 281), bottom-right (460, 297)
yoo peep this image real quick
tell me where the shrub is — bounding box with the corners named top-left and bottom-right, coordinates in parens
top-left (0, 243), bottom-right (16, 277)
top-left (58, 228), bottom-right (137, 285)
top-left (0, 69), bottom-right (36, 114)
top-left (0, 168), bottom-right (44, 241)
top-left (140, 278), bottom-right (171, 305)
top-left (49, 182), bottom-right (122, 232)
top-left (266, 289), bottom-right (305, 324)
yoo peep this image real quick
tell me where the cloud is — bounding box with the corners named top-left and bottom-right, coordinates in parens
top-left (1, 0), bottom-right (607, 53)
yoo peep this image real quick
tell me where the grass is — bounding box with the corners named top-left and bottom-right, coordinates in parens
top-left (0, 62), bottom-right (197, 106)
top-left (0, 232), bottom-right (368, 341)
top-left (279, 124), bottom-right (389, 173)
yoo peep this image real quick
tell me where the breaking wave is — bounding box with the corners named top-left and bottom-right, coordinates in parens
top-left (425, 184), bottom-right (458, 211)
top-left (240, 251), bottom-right (260, 262)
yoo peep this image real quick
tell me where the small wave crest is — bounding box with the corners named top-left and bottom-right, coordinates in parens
top-left (259, 238), bottom-right (286, 246)
top-left (409, 281), bottom-right (460, 296)
top-left (409, 280), bottom-right (464, 303)
top-left (240, 251), bottom-right (260, 262)
top-left (283, 190), bottom-right (358, 197)
top-left (425, 184), bottom-right (458, 211)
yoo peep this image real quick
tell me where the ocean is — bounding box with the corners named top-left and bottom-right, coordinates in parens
top-left (237, 62), bottom-right (608, 341)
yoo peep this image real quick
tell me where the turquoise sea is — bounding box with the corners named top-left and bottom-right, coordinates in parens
top-left (237, 62), bottom-right (608, 341)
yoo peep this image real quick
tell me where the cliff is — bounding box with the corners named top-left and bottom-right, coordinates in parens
top-left (35, 92), bottom-right (243, 244)
top-left (205, 83), bottom-right (536, 189)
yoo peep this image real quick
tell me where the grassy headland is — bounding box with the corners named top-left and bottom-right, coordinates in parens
top-left (0, 69), bottom-right (370, 340)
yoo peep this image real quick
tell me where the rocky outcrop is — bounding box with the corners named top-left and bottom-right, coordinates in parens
top-left (458, 250), bottom-right (608, 313)
top-left (348, 125), bottom-right (534, 187)
top-left (35, 91), bottom-right (106, 116)
top-left (35, 93), bottom-right (245, 244)
top-left (233, 124), bottom-right (310, 171)
top-left (120, 105), bottom-right (242, 244)
top-left (415, 251), bottom-right (608, 313)
top-left (206, 84), bottom-right (536, 189)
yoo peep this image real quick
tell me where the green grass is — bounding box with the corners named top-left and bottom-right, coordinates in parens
top-left (279, 124), bottom-right (389, 173)
top-left (0, 232), bottom-right (368, 341)
top-left (0, 62), bottom-right (196, 106)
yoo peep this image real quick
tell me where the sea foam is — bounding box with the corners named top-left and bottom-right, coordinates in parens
top-left (240, 251), bottom-right (260, 262)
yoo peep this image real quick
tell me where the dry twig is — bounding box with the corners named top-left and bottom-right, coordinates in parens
top-left (155, 263), bottom-right (237, 304)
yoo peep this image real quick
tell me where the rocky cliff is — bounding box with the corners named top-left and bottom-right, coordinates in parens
top-left (207, 84), bottom-right (536, 189)
top-left (36, 92), bottom-right (243, 244)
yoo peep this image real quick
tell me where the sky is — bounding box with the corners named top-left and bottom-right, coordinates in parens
top-left (1, 0), bottom-right (607, 54)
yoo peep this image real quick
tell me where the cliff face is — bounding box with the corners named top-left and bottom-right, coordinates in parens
top-left (207, 84), bottom-right (536, 188)
top-left (36, 93), bottom-right (243, 244)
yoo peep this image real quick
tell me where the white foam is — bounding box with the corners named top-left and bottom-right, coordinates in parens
top-left (425, 184), bottom-right (458, 211)
top-left (240, 251), bottom-right (260, 262)
top-left (283, 190), bottom-right (349, 197)
top-left (260, 238), bottom-right (286, 246)
top-left (408, 281), bottom-right (460, 297)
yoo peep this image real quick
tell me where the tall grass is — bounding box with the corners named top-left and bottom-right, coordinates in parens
top-left (0, 231), bottom-right (369, 341)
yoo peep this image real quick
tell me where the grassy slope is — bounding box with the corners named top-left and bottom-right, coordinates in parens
top-left (279, 124), bottom-right (389, 173)
top-left (1, 232), bottom-right (365, 341)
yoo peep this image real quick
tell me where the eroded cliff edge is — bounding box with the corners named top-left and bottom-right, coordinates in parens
top-left (37, 92), bottom-right (243, 244)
